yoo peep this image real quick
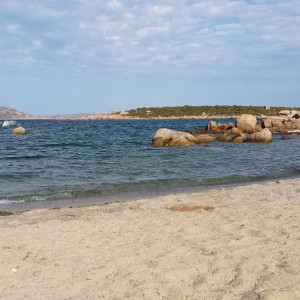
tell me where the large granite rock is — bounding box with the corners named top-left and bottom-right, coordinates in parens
top-left (271, 119), bottom-right (284, 128)
top-left (262, 117), bottom-right (284, 130)
top-left (236, 114), bottom-right (257, 133)
top-left (279, 110), bottom-right (290, 116)
top-left (290, 110), bottom-right (298, 118)
top-left (266, 118), bottom-right (274, 128)
top-left (208, 121), bottom-right (218, 131)
top-left (292, 119), bottom-right (300, 130)
top-left (152, 128), bottom-right (198, 147)
top-left (247, 128), bottom-right (272, 143)
top-left (153, 128), bottom-right (217, 147)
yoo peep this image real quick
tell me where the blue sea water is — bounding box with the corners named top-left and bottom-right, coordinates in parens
top-left (1, 119), bottom-right (300, 207)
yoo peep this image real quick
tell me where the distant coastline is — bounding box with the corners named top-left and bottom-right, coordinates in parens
top-left (1, 105), bottom-right (300, 121)
top-left (28, 115), bottom-right (236, 121)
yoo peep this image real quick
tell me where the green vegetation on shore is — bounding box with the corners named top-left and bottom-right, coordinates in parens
top-left (127, 105), bottom-right (299, 118)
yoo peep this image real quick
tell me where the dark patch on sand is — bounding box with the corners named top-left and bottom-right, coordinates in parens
top-left (0, 211), bottom-right (13, 216)
top-left (167, 205), bottom-right (215, 212)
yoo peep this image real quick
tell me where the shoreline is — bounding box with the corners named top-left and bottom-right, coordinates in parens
top-left (2, 175), bottom-right (300, 213)
top-left (1, 177), bottom-right (299, 299)
top-left (6, 116), bottom-right (237, 121)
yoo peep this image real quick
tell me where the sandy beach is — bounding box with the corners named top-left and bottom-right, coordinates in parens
top-left (1, 179), bottom-right (299, 300)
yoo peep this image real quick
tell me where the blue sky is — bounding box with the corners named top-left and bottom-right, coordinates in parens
top-left (0, 0), bottom-right (299, 115)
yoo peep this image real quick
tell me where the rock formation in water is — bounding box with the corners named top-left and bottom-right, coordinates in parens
top-left (262, 114), bottom-right (300, 132)
top-left (152, 128), bottom-right (216, 147)
top-left (152, 128), bottom-right (198, 147)
top-left (279, 110), bottom-right (300, 119)
top-left (12, 126), bottom-right (26, 135)
top-left (191, 112), bottom-right (300, 137)
top-left (152, 126), bottom-right (273, 147)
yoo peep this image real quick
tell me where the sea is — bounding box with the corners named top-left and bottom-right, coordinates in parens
top-left (1, 119), bottom-right (300, 208)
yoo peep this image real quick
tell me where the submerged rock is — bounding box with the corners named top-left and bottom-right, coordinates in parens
top-left (217, 133), bottom-right (233, 142)
top-left (216, 130), bottom-right (272, 143)
top-left (195, 135), bottom-right (216, 143)
top-left (232, 135), bottom-right (245, 143)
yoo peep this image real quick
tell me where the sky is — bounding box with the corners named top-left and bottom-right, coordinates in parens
top-left (0, 0), bottom-right (299, 115)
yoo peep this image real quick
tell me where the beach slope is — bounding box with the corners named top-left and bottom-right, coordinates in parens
top-left (1, 179), bottom-right (300, 299)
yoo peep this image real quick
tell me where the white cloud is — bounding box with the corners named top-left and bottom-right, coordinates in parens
top-left (136, 25), bottom-right (170, 38)
top-left (33, 40), bottom-right (43, 49)
top-left (106, 35), bottom-right (121, 41)
top-left (108, 0), bottom-right (122, 9)
top-left (125, 12), bottom-right (134, 21)
top-left (149, 5), bottom-right (173, 15)
top-left (6, 23), bottom-right (20, 32)
top-left (191, 2), bottom-right (224, 16)
top-left (0, 1), bottom-right (67, 21)
top-left (147, 47), bottom-right (158, 52)
top-left (16, 47), bottom-right (31, 55)
top-left (0, 0), bottom-right (299, 77)
top-left (79, 22), bottom-right (88, 29)
top-left (154, 54), bottom-right (170, 62)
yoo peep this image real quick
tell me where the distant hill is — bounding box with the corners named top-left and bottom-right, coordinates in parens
top-left (127, 105), bottom-right (300, 118)
top-left (0, 107), bottom-right (34, 120)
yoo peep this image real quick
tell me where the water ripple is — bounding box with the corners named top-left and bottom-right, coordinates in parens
top-left (1, 119), bottom-right (300, 203)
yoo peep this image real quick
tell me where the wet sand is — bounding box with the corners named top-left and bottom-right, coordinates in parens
top-left (1, 178), bottom-right (299, 299)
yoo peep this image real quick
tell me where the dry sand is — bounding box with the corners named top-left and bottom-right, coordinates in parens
top-left (0, 179), bottom-right (300, 300)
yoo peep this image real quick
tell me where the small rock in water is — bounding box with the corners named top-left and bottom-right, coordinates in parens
top-left (12, 126), bottom-right (26, 135)
top-left (281, 134), bottom-right (290, 140)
